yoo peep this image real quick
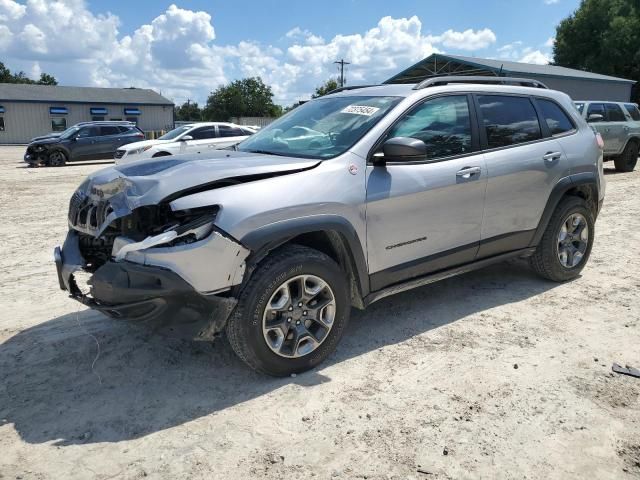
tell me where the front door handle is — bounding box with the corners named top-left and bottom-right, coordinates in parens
top-left (456, 166), bottom-right (482, 179)
top-left (543, 151), bottom-right (562, 162)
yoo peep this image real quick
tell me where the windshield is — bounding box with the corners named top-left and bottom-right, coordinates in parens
top-left (158, 125), bottom-right (193, 140)
top-left (59, 127), bottom-right (80, 139)
top-left (237, 95), bottom-right (401, 159)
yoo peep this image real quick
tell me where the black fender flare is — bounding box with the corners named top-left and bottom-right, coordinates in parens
top-left (530, 172), bottom-right (599, 247)
top-left (240, 215), bottom-right (370, 299)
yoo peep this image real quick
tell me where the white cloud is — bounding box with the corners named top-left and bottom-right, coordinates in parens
top-left (544, 0), bottom-right (559, 4)
top-left (0, 2), bottom-right (499, 105)
top-left (429, 28), bottom-right (497, 51)
top-left (519, 50), bottom-right (550, 64)
top-left (544, 37), bottom-right (555, 48)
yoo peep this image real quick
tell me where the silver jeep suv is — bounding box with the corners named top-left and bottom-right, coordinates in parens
top-left (55, 76), bottom-right (605, 376)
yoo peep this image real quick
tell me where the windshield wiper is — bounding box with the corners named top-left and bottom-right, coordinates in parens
top-left (241, 149), bottom-right (289, 157)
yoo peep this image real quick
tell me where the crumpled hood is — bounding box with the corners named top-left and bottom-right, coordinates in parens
top-left (71, 150), bottom-right (320, 236)
top-left (29, 134), bottom-right (62, 146)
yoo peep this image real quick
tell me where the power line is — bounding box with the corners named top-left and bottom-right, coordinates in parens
top-left (334, 59), bottom-right (350, 87)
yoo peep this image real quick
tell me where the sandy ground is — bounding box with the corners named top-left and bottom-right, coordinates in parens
top-left (0, 146), bottom-right (638, 480)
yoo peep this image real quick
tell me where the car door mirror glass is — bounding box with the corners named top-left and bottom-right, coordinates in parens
top-left (587, 113), bottom-right (604, 123)
top-left (381, 137), bottom-right (427, 162)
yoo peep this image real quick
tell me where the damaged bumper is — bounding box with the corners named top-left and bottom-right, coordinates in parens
top-left (55, 229), bottom-right (248, 339)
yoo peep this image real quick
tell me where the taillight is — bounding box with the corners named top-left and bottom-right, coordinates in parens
top-left (595, 132), bottom-right (604, 149)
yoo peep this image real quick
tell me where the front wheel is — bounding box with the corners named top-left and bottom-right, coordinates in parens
top-left (47, 150), bottom-right (67, 167)
top-left (530, 196), bottom-right (594, 282)
top-left (226, 245), bottom-right (350, 376)
top-left (614, 141), bottom-right (638, 172)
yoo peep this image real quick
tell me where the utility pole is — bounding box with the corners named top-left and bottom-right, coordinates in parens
top-left (334, 59), bottom-right (350, 87)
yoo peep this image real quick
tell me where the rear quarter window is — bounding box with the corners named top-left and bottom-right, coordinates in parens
top-left (537, 99), bottom-right (575, 136)
top-left (624, 104), bottom-right (640, 121)
top-left (605, 103), bottom-right (626, 122)
top-left (477, 95), bottom-right (542, 148)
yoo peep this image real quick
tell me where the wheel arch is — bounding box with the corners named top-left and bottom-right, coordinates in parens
top-left (531, 173), bottom-right (599, 247)
top-left (240, 216), bottom-right (369, 308)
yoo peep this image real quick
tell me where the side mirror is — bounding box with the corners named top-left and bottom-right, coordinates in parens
top-left (181, 135), bottom-right (193, 141)
top-left (378, 137), bottom-right (427, 163)
top-left (587, 113), bottom-right (604, 123)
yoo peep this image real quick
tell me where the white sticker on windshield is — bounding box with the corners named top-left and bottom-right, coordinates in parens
top-left (341, 105), bottom-right (380, 116)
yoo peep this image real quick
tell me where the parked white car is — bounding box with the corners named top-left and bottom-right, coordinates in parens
top-left (114, 122), bottom-right (256, 164)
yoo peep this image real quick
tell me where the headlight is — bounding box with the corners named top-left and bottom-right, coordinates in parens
top-left (130, 145), bottom-right (153, 155)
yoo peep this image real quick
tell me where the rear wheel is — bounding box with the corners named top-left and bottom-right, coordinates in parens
top-left (226, 245), bottom-right (350, 376)
top-left (530, 196), bottom-right (594, 282)
top-left (47, 150), bottom-right (67, 167)
top-left (614, 141), bottom-right (638, 172)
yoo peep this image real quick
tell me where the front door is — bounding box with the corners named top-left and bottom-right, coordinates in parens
top-left (72, 126), bottom-right (101, 160)
top-left (603, 103), bottom-right (628, 153)
top-left (586, 103), bottom-right (617, 155)
top-left (365, 94), bottom-right (487, 291)
top-left (181, 126), bottom-right (217, 155)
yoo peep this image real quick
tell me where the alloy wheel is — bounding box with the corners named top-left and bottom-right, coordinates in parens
top-left (262, 274), bottom-right (336, 358)
top-left (557, 213), bottom-right (589, 268)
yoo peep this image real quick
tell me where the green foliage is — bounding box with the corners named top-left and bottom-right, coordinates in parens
top-left (312, 78), bottom-right (339, 98)
top-left (554, 0), bottom-right (640, 102)
top-left (203, 77), bottom-right (281, 121)
top-left (175, 101), bottom-right (202, 121)
top-left (0, 61), bottom-right (58, 85)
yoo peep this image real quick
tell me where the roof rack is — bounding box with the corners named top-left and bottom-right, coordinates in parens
top-left (327, 84), bottom-right (376, 95)
top-left (413, 76), bottom-right (549, 90)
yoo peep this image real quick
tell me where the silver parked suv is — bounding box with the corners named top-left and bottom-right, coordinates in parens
top-left (55, 77), bottom-right (605, 376)
top-left (574, 101), bottom-right (640, 172)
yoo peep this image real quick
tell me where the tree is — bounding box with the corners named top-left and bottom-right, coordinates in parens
top-left (203, 77), bottom-right (281, 121)
top-left (175, 101), bottom-right (202, 121)
top-left (312, 78), bottom-right (339, 98)
top-left (0, 61), bottom-right (58, 85)
top-left (553, 0), bottom-right (640, 102)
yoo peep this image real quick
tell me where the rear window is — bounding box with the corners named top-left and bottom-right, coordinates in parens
top-left (100, 126), bottom-right (120, 136)
top-left (477, 95), bottom-right (542, 148)
top-left (624, 104), bottom-right (640, 121)
top-left (605, 103), bottom-right (626, 122)
top-left (537, 99), bottom-right (575, 136)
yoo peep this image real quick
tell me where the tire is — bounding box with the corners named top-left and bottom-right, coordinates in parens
top-left (226, 244), bottom-right (350, 376)
top-left (530, 196), bottom-right (594, 282)
top-left (47, 150), bottom-right (67, 167)
top-left (614, 141), bottom-right (638, 172)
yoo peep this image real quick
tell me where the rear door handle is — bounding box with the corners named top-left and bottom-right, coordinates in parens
top-left (543, 152), bottom-right (562, 162)
top-left (456, 166), bottom-right (482, 179)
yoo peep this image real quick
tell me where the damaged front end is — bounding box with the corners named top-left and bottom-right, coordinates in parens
top-left (24, 143), bottom-right (52, 165)
top-left (56, 164), bottom-right (250, 339)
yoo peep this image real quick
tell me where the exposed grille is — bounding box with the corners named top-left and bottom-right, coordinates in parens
top-left (114, 150), bottom-right (125, 159)
top-left (68, 190), bottom-right (113, 235)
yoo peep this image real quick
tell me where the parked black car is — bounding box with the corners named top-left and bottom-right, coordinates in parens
top-left (24, 121), bottom-right (145, 167)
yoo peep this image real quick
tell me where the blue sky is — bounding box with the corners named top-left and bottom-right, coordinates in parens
top-left (1, 0), bottom-right (580, 105)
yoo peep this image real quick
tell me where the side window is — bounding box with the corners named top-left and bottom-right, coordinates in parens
top-left (537, 99), bottom-right (575, 136)
top-left (586, 103), bottom-right (605, 121)
top-left (624, 104), bottom-right (640, 121)
top-left (100, 126), bottom-right (120, 136)
top-left (477, 95), bottom-right (542, 148)
top-left (386, 95), bottom-right (472, 160)
top-left (0, 117), bottom-right (5, 131)
top-left (77, 127), bottom-right (98, 138)
top-left (605, 103), bottom-right (626, 122)
top-left (189, 127), bottom-right (216, 140)
top-left (218, 125), bottom-right (246, 137)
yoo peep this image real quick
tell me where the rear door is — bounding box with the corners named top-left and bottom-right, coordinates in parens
top-left (476, 94), bottom-right (571, 257)
top-left (97, 126), bottom-right (121, 158)
top-left (365, 94), bottom-right (487, 290)
top-left (214, 125), bottom-right (250, 149)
